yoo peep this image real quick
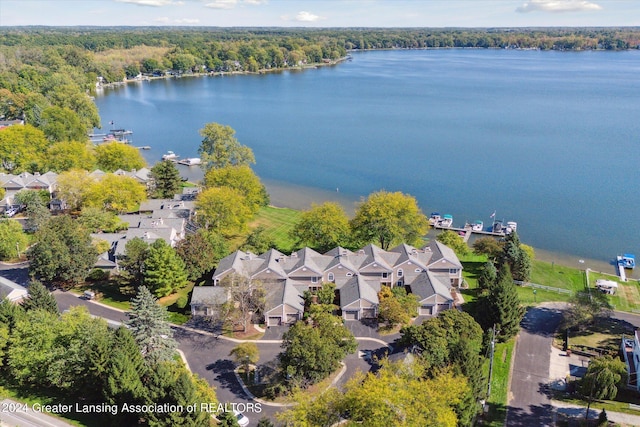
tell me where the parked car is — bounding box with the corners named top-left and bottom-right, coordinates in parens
top-left (5, 206), bottom-right (19, 217)
top-left (234, 410), bottom-right (249, 427)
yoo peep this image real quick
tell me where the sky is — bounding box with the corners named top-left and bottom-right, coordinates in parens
top-left (0, 0), bottom-right (638, 27)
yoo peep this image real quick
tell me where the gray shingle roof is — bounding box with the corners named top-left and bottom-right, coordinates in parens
top-left (339, 275), bottom-right (380, 307)
top-left (191, 286), bottom-right (229, 305)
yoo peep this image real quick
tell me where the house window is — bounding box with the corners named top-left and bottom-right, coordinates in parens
top-left (397, 269), bottom-right (404, 278)
top-left (449, 269), bottom-right (458, 274)
top-left (382, 272), bottom-right (389, 279)
top-left (311, 276), bottom-right (318, 284)
top-left (328, 272), bottom-right (335, 282)
top-left (310, 286), bottom-right (320, 292)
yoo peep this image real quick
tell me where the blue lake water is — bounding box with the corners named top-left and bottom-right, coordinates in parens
top-left (94, 49), bottom-right (640, 264)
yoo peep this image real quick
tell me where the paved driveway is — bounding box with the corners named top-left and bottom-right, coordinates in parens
top-left (507, 303), bottom-right (565, 427)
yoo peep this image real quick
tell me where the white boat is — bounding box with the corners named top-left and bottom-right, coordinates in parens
top-left (178, 157), bottom-right (202, 166)
top-left (439, 214), bottom-right (453, 228)
top-left (471, 220), bottom-right (483, 232)
top-left (162, 151), bottom-right (179, 160)
top-left (506, 221), bottom-right (518, 234)
top-left (429, 212), bottom-right (441, 225)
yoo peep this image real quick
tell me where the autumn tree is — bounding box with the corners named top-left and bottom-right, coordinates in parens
top-left (149, 160), bottom-right (182, 199)
top-left (85, 174), bottom-right (147, 213)
top-left (436, 230), bottom-right (470, 256)
top-left (0, 124), bottom-right (49, 173)
top-left (377, 286), bottom-right (416, 327)
top-left (40, 106), bottom-right (87, 142)
top-left (54, 169), bottom-right (96, 211)
top-left (78, 207), bottom-right (128, 233)
top-left (45, 140), bottom-right (96, 172)
top-left (198, 122), bottom-right (255, 171)
top-left (27, 215), bottom-right (97, 286)
top-left (0, 219), bottom-right (28, 260)
top-left (350, 190), bottom-right (428, 250)
top-left (290, 202), bottom-right (351, 252)
top-left (204, 165), bottom-right (268, 214)
top-left (95, 142), bottom-right (146, 172)
top-left (143, 239), bottom-right (189, 298)
top-left (229, 342), bottom-right (259, 374)
top-left (195, 186), bottom-right (253, 236)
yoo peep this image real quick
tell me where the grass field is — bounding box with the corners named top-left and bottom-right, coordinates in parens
top-left (588, 271), bottom-right (640, 313)
top-left (249, 205), bottom-right (303, 252)
top-left (481, 339), bottom-right (516, 427)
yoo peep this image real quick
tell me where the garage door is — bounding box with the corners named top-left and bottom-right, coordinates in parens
top-left (267, 316), bottom-right (282, 326)
top-left (419, 305), bottom-right (433, 316)
top-left (362, 308), bottom-right (376, 318)
top-left (286, 314), bottom-right (299, 324)
top-left (344, 311), bottom-right (359, 321)
top-left (436, 304), bottom-right (451, 314)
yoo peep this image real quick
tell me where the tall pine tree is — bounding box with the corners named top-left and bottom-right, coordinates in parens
top-left (149, 160), bottom-right (182, 199)
top-left (487, 263), bottom-right (525, 342)
top-left (500, 232), bottom-right (531, 282)
top-left (21, 280), bottom-right (58, 314)
top-left (477, 261), bottom-right (497, 293)
top-left (125, 286), bottom-right (178, 365)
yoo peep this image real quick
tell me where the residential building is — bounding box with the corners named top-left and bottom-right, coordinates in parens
top-left (197, 240), bottom-right (463, 325)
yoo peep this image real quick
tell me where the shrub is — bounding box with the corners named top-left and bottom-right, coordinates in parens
top-left (87, 268), bottom-right (108, 281)
top-left (176, 295), bottom-right (188, 309)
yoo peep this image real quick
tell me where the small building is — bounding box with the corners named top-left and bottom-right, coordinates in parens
top-left (190, 286), bottom-right (229, 317)
top-left (0, 276), bottom-right (28, 303)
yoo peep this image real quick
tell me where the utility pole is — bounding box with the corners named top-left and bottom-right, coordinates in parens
top-left (487, 324), bottom-right (497, 398)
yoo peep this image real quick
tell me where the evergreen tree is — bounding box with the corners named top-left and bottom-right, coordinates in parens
top-left (477, 261), bottom-right (497, 292)
top-left (216, 409), bottom-right (240, 427)
top-left (125, 286), bottom-right (178, 365)
top-left (149, 160), bottom-right (182, 199)
top-left (21, 280), bottom-right (58, 314)
top-left (103, 327), bottom-right (147, 425)
top-left (143, 239), bottom-right (189, 297)
top-left (487, 263), bottom-right (525, 342)
top-left (501, 232), bottom-right (531, 282)
top-left (257, 418), bottom-right (274, 427)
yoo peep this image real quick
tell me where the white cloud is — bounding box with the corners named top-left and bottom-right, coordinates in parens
top-left (175, 18), bottom-right (200, 23)
top-left (516, 0), bottom-right (602, 13)
top-left (204, 0), bottom-right (237, 9)
top-left (116, 0), bottom-right (179, 6)
top-left (242, 0), bottom-right (267, 5)
top-left (295, 11), bottom-right (322, 22)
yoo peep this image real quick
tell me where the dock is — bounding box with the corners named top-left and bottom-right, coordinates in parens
top-left (433, 224), bottom-right (506, 243)
top-left (617, 256), bottom-right (628, 282)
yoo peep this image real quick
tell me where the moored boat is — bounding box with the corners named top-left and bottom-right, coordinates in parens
top-left (506, 221), bottom-right (518, 234)
top-left (439, 214), bottom-right (453, 228)
top-left (619, 254), bottom-right (636, 269)
top-left (162, 151), bottom-right (179, 161)
top-left (178, 157), bottom-right (202, 166)
top-left (471, 220), bottom-right (483, 232)
top-left (429, 212), bottom-right (441, 225)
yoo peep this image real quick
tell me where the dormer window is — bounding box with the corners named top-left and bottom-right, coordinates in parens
top-left (328, 272), bottom-right (335, 282)
top-left (346, 272), bottom-right (353, 277)
top-left (397, 269), bottom-right (404, 278)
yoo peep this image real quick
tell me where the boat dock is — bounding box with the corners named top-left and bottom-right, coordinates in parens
top-left (617, 256), bottom-right (628, 282)
top-left (433, 224), bottom-right (506, 241)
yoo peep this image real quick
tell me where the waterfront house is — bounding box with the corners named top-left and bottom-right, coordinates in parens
top-left (197, 240), bottom-right (463, 324)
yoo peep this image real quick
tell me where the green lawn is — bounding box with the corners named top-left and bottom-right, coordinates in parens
top-left (588, 271), bottom-right (640, 313)
top-left (529, 260), bottom-right (586, 293)
top-left (250, 205), bottom-right (302, 252)
top-left (481, 339), bottom-right (516, 427)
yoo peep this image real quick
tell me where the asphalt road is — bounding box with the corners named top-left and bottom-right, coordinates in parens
top-left (506, 303), bottom-right (565, 427)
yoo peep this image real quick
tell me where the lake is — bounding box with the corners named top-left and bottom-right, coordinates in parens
top-left (94, 49), bottom-right (640, 267)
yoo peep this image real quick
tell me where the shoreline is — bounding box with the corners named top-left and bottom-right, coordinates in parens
top-left (95, 56), bottom-right (350, 91)
top-left (261, 178), bottom-right (636, 280)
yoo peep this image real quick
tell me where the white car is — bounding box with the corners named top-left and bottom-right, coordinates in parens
top-left (5, 207), bottom-right (19, 217)
top-left (234, 410), bottom-right (249, 427)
